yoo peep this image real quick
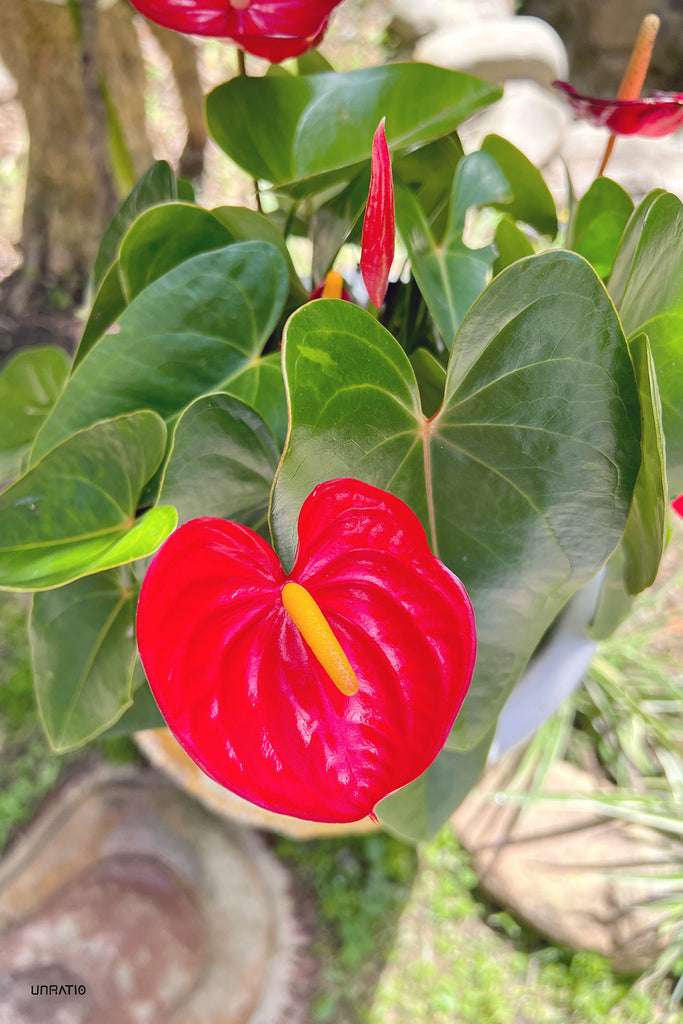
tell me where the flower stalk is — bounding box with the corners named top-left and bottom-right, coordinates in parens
top-left (598, 13), bottom-right (660, 175)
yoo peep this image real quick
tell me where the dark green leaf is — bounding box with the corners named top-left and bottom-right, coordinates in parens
top-left (272, 255), bottom-right (640, 758)
top-left (609, 189), bottom-right (683, 491)
top-left (0, 412), bottom-right (175, 590)
top-left (211, 205), bottom-right (309, 304)
top-left (77, 262), bottom-right (127, 366)
top-left (310, 170), bottom-right (369, 283)
top-left (492, 216), bottom-right (534, 275)
top-left (92, 161), bottom-right (178, 291)
top-left (396, 150), bottom-right (510, 346)
top-left (0, 347), bottom-right (70, 480)
top-left (119, 203), bottom-right (235, 301)
top-left (409, 347), bottom-right (446, 419)
top-left (377, 728), bottom-right (494, 841)
top-left (394, 133), bottom-right (465, 237)
top-left (206, 64), bottom-right (501, 195)
top-left (158, 393), bottom-right (279, 532)
top-left (30, 569), bottom-right (138, 750)
top-left (572, 332), bottom-right (665, 641)
top-left (296, 49), bottom-right (334, 74)
top-left (226, 352), bottom-right (288, 449)
top-left (568, 176), bottom-right (634, 279)
top-left (98, 663), bottom-right (166, 737)
top-left (622, 333), bottom-right (667, 594)
top-left (31, 242), bottom-right (289, 460)
top-left (480, 135), bottom-right (558, 238)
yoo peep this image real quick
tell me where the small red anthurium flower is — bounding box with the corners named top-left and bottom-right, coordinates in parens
top-left (672, 494), bottom-right (683, 518)
top-left (553, 80), bottom-right (683, 139)
top-left (360, 118), bottom-right (395, 310)
top-left (126, 0), bottom-right (345, 62)
top-left (136, 478), bottom-right (476, 823)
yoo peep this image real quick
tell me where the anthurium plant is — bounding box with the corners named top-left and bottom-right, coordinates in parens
top-left (0, 3), bottom-right (680, 841)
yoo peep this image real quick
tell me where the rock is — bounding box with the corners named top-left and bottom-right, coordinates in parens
top-left (452, 759), bottom-right (681, 972)
top-left (0, 765), bottom-right (305, 1023)
top-left (136, 727), bottom-right (378, 839)
top-left (460, 79), bottom-right (570, 169)
top-left (387, 0), bottom-right (514, 44)
top-left (413, 16), bottom-right (569, 88)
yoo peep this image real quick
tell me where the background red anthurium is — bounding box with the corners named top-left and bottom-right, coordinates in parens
top-left (136, 479), bottom-right (476, 823)
top-left (126, 0), bottom-right (345, 62)
top-left (553, 80), bottom-right (683, 138)
top-left (672, 495), bottom-right (683, 518)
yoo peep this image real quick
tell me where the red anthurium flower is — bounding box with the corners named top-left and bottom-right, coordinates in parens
top-left (136, 478), bottom-right (476, 823)
top-left (553, 80), bottom-right (683, 138)
top-left (127, 0), bottom-right (345, 62)
top-left (672, 495), bottom-right (683, 518)
top-left (360, 118), bottom-right (395, 309)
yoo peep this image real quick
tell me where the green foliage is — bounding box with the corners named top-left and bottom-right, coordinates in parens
top-left (206, 63), bottom-right (502, 194)
top-left (0, 346), bottom-right (70, 482)
top-left (567, 175), bottom-right (634, 279)
top-left (272, 257), bottom-right (641, 770)
top-left (1, 53), bottom-right (680, 845)
top-left (0, 413), bottom-right (173, 591)
top-left (609, 190), bottom-right (683, 492)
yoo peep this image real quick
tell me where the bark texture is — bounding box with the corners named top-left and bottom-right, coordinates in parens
top-left (0, 0), bottom-right (205, 310)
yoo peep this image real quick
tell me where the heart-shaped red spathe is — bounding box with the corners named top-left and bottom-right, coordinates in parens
top-left (136, 479), bottom-right (476, 823)
top-left (127, 0), bottom-right (344, 62)
top-left (553, 80), bottom-right (683, 138)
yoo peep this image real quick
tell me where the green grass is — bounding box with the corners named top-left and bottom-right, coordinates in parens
top-left (277, 826), bottom-right (672, 1024)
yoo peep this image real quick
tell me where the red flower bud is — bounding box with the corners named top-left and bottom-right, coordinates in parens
top-left (136, 479), bottom-right (476, 823)
top-left (127, 0), bottom-right (345, 62)
top-left (360, 118), bottom-right (395, 309)
top-left (553, 81), bottom-right (683, 139)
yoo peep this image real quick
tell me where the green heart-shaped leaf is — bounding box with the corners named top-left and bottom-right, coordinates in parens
top-left (567, 176), bottom-right (634, 280)
top-left (492, 216), bottom-right (534, 274)
top-left (0, 411), bottom-right (174, 590)
top-left (609, 189), bottom-right (683, 491)
top-left (480, 135), bottom-right (558, 238)
top-left (32, 241), bottom-right (289, 461)
top-left (0, 347), bottom-right (70, 481)
top-left (92, 160), bottom-right (178, 291)
top-left (119, 202), bottom-right (236, 301)
top-left (272, 253), bottom-right (640, 756)
top-left (225, 352), bottom-right (288, 450)
top-left (158, 393), bottom-right (279, 533)
top-left (396, 150), bottom-right (511, 346)
top-left (31, 568), bottom-right (139, 750)
top-left (206, 64), bottom-right (501, 195)
top-left (590, 331), bottom-right (667, 640)
top-left (377, 727), bottom-right (494, 841)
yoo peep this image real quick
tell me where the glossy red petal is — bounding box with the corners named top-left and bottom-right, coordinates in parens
top-left (553, 80), bottom-right (683, 138)
top-left (126, 0), bottom-right (343, 60)
top-left (136, 479), bottom-right (476, 823)
top-left (672, 494), bottom-right (683, 518)
top-left (360, 118), bottom-right (395, 308)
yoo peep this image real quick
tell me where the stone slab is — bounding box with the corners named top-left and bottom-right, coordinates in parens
top-left (0, 765), bottom-right (304, 1024)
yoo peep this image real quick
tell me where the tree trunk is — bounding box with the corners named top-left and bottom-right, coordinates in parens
top-left (0, 0), bottom-right (206, 316)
